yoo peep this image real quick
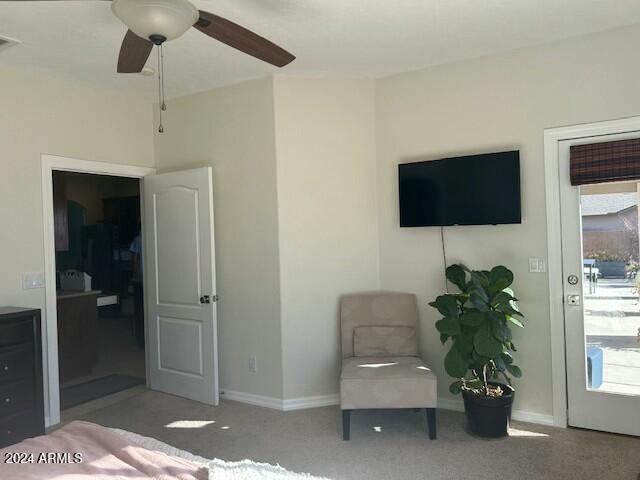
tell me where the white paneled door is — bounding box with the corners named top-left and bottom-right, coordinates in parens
top-left (559, 134), bottom-right (640, 436)
top-left (143, 167), bottom-right (218, 405)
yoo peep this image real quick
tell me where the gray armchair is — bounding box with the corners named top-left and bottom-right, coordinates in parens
top-left (339, 292), bottom-right (437, 440)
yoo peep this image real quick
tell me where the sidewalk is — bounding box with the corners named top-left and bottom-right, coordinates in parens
top-left (584, 278), bottom-right (640, 395)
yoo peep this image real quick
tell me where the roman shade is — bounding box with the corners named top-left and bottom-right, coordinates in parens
top-left (570, 138), bottom-right (640, 186)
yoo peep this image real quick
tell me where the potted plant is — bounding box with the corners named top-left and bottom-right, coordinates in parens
top-left (429, 264), bottom-right (524, 438)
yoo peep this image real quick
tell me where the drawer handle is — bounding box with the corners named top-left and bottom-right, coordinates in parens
top-left (2, 366), bottom-right (8, 371)
top-left (6, 430), bottom-right (11, 435)
top-left (4, 398), bottom-right (9, 403)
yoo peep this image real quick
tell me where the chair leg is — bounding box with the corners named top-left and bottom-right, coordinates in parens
top-left (342, 409), bottom-right (351, 441)
top-left (425, 408), bottom-right (436, 440)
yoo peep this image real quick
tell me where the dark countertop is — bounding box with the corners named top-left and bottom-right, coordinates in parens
top-left (56, 290), bottom-right (102, 300)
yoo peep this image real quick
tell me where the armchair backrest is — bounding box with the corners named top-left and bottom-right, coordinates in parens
top-left (340, 292), bottom-right (418, 358)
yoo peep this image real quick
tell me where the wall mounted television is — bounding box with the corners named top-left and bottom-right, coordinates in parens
top-left (398, 150), bottom-right (521, 227)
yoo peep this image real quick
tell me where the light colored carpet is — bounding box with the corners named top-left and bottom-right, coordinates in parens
top-left (113, 427), bottom-right (330, 479)
top-left (69, 389), bottom-right (640, 480)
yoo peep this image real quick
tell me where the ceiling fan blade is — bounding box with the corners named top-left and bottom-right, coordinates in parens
top-left (193, 10), bottom-right (295, 68)
top-left (117, 30), bottom-right (153, 74)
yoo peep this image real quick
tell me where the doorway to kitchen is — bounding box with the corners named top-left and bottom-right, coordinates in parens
top-left (52, 170), bottom-right (147, 413)
top-left (42, 155), bottom-right (155, 426)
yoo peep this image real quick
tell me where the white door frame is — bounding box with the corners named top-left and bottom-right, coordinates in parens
top-left (544, 115), bottom-right (640, 428)
top-left (41, 154), bottom-right (155, 426)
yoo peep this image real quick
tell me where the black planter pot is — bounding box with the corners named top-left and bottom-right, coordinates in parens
top-left (461, 382), bottom-right (515, 438)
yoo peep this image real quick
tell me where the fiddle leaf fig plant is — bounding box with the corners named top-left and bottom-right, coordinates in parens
top-left (429, 264), bottom-right (524, 397)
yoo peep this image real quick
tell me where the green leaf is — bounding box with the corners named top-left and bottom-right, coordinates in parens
top-left (449, 380), bottom-right (463, 395)
top-left (471, 271), bottom-right (490, 288)
top-left (470, 292), bottom-right (489, 311)
top-left (473, 325), bottom-right (503, 358)
top-left (439, 333), bottom-right (449, 345)
top-left (446, 265), bottom-right (467, 292)
top-left (430, 295), bottom-right (459, 317)
top-left (505, 364), bottom-right (522, 378)
top-left (488, 266), bottom-right (514, 292)
top-left (500, 352), bottom-right (514, 365)
top-left (506, 315), bottom-right (524, 328)
top-left (493, 355), bottom-right (507, 371)
top-left (444, 347), bottom-right (468, 378)
top-left (491, 291), bottom-right (517, 307)
top-left (490, 316), bottom-right (512, 343)
top-left (498, 304), bottom-right (524, 318)
top-left (460, 309), bottom-right (486, 327)
top-left (454, 333), bottom-right (474, 355)
top-left (435, 317), bottom-right (461, 336)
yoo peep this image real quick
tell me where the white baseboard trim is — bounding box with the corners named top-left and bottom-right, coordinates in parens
top-left (220, 389), bottom-right (283, 410)
top-left (221, 389), bottom-right (555, 426)
top-left (437, 398), bottom-right (556, 426)
top-left (282, 394), bottom-right (340, 411)
top-left (220, 389), bottom-right (340, 411)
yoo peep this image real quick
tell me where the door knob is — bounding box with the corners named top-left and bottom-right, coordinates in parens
top-left (200, 295), bottom-right (210, 304)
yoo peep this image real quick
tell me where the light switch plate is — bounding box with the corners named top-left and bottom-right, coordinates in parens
top-left (23, 271), bottom-right (45, 290)
top-left (529, 258), bottom-right (546, 273)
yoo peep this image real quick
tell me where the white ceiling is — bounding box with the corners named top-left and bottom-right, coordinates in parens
top-left (1, 0), bottom-right (640, 99)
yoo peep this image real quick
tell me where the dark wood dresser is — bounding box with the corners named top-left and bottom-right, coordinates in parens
top-left (0, 307), bottom-right (45, 448)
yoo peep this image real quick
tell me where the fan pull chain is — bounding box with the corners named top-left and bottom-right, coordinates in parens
top-left (157, 44), bottom-right (167, 133)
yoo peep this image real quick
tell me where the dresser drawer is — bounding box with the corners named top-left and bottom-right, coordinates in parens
top-left (0, 316), bottom-right (35, 348)
top-left (0, 409), bottom-right (42, 448)
top-left (0, 344), bottom-right (34, 384)
top-left (0, 379), bottom-right (34, 416)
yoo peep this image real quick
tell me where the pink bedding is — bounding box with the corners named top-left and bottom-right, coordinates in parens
top-left (0, 421), bottom-right (208, 479)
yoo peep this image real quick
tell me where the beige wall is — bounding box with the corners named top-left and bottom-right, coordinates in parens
top-left (0, 65), bottom-right (154, 421)
top-left (375, 24), bottom-right (640, 417)
top-left (0, 65), bottom-right (153, 308)
top-left (153, 77), bottom-right (284, 399)
top-left (273, 77), bottom-right (380, 399)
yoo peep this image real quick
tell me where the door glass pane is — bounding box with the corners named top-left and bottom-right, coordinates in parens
top-left (581, 184), bottom-right (640, 396)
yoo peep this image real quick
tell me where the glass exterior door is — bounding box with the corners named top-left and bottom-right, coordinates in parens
top-left (560, 136), bottom-right (640, 436)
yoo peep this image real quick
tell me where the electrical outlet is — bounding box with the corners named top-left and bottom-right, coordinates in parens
top-left (249, 356), bottom-right (257, 373)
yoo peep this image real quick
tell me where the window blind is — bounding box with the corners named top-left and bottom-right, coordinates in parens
top-left (570, 137), bottom-right (640, 186)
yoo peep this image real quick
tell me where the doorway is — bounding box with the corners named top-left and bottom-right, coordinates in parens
top-left (42, 155), bottom-right (155, 426)
top-left (42, 156), bottom-right (219, 427)
top-left (545, 120), bottom-right (640, 436)
top-left (52, 171), bottom-right (146, 412)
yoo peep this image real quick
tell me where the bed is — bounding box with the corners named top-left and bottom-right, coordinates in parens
top-left (0, 421), bottom-right (208, 479)
top-left (0, 420), bottom-right (329, 479)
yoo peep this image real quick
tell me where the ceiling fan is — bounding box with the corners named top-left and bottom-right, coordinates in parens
top-left (8, 0), bottom-right (296, 72)
top-left (111, 0), bottom-right (295, 73)
top-left (8, 0), bottom-right (296, 131)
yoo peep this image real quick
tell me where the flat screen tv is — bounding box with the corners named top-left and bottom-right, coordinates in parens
top-left (398, 151), bottom-right (521, 227)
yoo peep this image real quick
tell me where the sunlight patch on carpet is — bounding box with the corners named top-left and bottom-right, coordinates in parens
top-left (165, 420), bottom-right (216, 429)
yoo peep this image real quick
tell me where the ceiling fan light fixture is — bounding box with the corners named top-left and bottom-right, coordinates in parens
top-left (112, 0), bottom-right (199, 43)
